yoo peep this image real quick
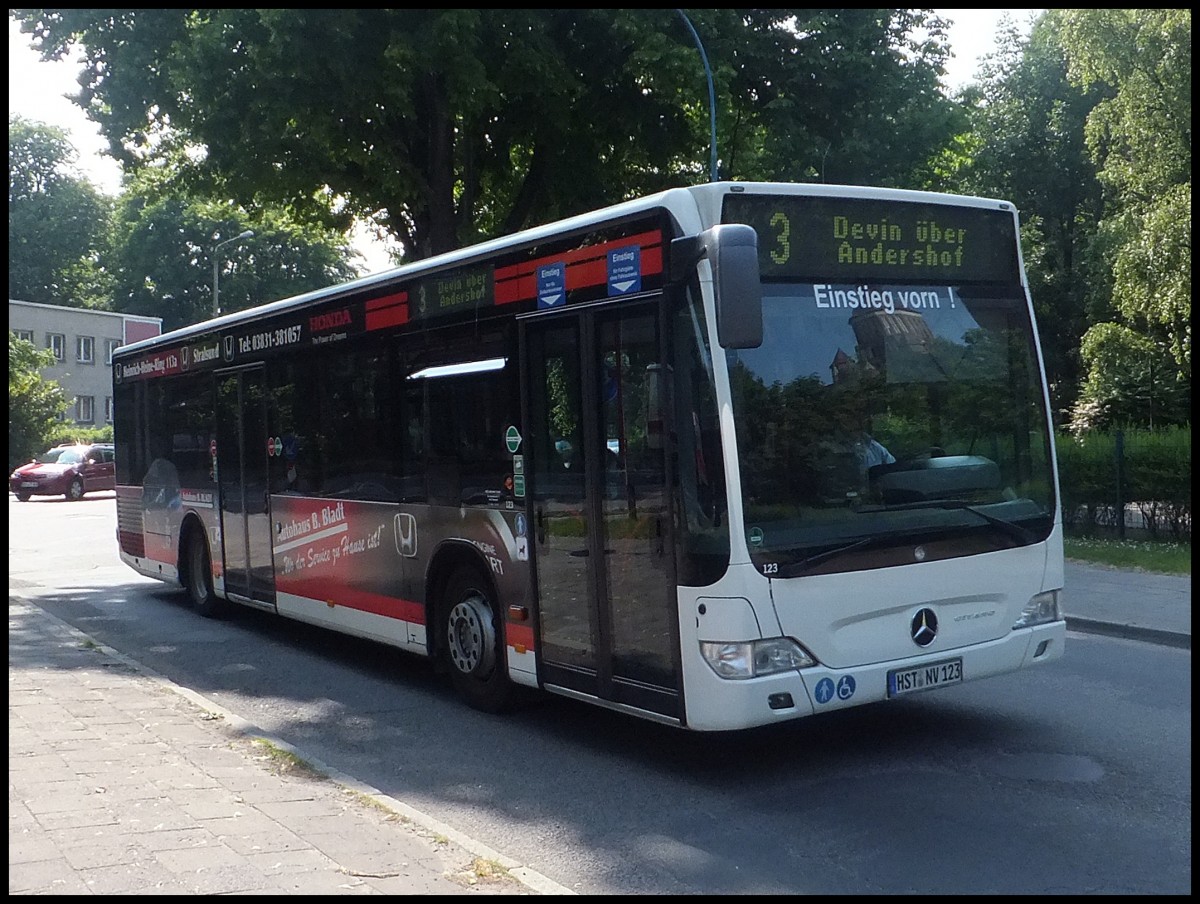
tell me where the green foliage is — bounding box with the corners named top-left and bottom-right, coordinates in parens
top-left (1058, 9), bottom-right (1191, 378)
top-left (718, 9), bottom-right (962, 187)
top-left (8, 8), bottom-right (1192, 438)
top-left (1122, 427), bottom-right (1194, 541)
top-left (12, 9), bottom-right (959, 260)
top-left (1056, 426), bottom-right (1191, 540)
top-left (8, 331), bottom-right (68, 470)
top-left (1111, 184), bottom-right (1191, 373)
top-left (948, 13), bottom-right (1107, 420)
top-left (951, 10), bottom-right (1192, 427)
top-left (45, 424), bottom-right (114, 446)
top-left (1068, 323), bottom-right (1190, 434)
top-left (105, 179), bottom-right (357, 331)
top-left (8, 115), bottom-right (114, 306)
top-left (1063, 535), bottom-right (1190, 575)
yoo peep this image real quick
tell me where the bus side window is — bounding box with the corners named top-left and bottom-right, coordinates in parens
top-left (405, 329), bottom-right (515, 506)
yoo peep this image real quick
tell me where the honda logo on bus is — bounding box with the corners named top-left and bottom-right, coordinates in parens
top-left (911, 608), bottom-right (939, 647)
top-left (394, 513), bottom-right (417, 557)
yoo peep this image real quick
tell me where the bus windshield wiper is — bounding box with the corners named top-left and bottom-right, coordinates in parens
top-left (776, 530), bottom-right (946, 578)
top-left (774, 504), bottom-right (1035, 578)
top-left (879, 499), bottom-right (1037, 545)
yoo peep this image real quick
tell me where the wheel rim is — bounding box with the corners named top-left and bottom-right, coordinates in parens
top-left (446, 593), bottom-right (496, 677)
top-left (68, 479), bottom-right (83, 499)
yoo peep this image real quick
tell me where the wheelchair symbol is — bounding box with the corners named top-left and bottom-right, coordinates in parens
top-left (836, 675), bottom-right (856, 700)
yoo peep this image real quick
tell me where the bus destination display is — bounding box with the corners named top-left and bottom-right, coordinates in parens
top-left (412, 266), bottom-right (494, 320)
top-left (722, 194), bottom-right (1021, 284)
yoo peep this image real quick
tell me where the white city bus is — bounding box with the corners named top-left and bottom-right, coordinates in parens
top-left (112, 181), bottom-right (1065, 731)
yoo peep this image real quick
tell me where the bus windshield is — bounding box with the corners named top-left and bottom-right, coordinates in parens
top-left (725, 282), bottom-right (1055, 574)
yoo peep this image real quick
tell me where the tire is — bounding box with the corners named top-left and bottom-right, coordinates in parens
top-left (441, 568), bottom-right (514, 713)
top-left (66, 477), bottom-right (85, 501)
top-left (16, 492), bottom-right (31, 502)
top-left (184, 528), bottom-right (226, 618)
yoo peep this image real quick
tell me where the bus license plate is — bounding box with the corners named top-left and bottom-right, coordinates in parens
top-left (888, 658), bottom-right (963, 697)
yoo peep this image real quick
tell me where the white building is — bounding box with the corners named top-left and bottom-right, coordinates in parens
top-left (9, 300), bottom-right (162, 427)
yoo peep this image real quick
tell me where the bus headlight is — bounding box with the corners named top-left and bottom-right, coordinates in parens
top-left (700, 638), bottom-right (816, 679)
top-left (1012, 589), bottom-right (1061, 629)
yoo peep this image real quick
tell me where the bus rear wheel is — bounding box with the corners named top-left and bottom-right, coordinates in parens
top-left (441, 568), bottom-right (513, 714)
top-left (184, 529), bottom-right (226, 618)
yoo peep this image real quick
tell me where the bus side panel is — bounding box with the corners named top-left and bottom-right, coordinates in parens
top-left (398, 503), bottom-right (538, 688)
top-left (270, 495), bottom-right (422, 647)
top-left (116, 483), bottom-right (221, 591)
top-left (266, 495), bottom-right (538, 687)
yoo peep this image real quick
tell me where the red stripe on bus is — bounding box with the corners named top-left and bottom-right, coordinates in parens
top-left (276, 576), bottom-right (426, 623)
top-left (494, 230), bottom-right (664, 305)
top-left (505, 622), bottom-right (535, 650)
top-left (365, 291), bottom-right (409, 330)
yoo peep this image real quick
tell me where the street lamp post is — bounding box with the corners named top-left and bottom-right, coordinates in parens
top-left (676, 9), bottom-right (718, 182)
top-left (211, 229), bottom-right (254, 318)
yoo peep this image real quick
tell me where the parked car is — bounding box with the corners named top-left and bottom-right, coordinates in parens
top-left (10, 443), bottom-right (116, 501)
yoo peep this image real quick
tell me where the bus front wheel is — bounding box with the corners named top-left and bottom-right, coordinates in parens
top-left (184, 529), bottom-right (226, 618)
top-left (440, 569), bottom-right (513, 714)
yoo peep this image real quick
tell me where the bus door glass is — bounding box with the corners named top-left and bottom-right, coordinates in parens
top-left (524, 300), bottom-right (680, 719)
top-left (215, 367), bottom-right (276, 607)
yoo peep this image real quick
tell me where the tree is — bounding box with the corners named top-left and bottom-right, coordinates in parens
top-left (1067, 322), bottom-right (1190, 435)
top-left (723, 9), bottom-right (962, 187)
top-left (1059, 9), bottom-right (1191, 379)
top-left (106, 164), bottom-right (360, 331)
top-left (8, 331), bottom-right (68, 470)
top-left (940, 13), bottom-right (1108, 422)
top-left (11, 9), bottom-right (958, 261)
top-left (8, 115), bottom-right (113, 306)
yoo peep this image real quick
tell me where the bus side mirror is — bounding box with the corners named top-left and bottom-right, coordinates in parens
top-left (670, 224), bottom-right (762, 349)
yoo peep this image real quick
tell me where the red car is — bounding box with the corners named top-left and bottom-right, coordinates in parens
top-left (10, 443), bottom-right (116, 501)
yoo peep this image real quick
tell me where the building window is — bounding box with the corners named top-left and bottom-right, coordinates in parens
top-left (48, 333), bottom-right (66, 362)
top-left (106, 338), bottom-right (121, 364)
top-left (77, 335), bottom-right (95, 364)
top-left (14, 329), bottom-right (34, 343)
top-left (76, 395), bottom-right (95, 423)
top-left (105, 396), bottom-right (114, 423)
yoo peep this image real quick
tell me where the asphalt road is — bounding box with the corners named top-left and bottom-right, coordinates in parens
top-left (9, 492), bottom-right (1192, 894)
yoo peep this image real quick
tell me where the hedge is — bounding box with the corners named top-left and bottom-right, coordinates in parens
top-left (1056, 425), bottom-right (1192, 541)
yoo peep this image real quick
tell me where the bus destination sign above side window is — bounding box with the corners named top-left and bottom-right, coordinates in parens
top-left (722, 194), bottom-right (1021, 285)
top-left (411, 266), bottom-right (495, 321)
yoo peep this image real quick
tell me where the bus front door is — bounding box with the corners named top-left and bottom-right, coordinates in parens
top-left (524, 301), bottom-right (681, 721)
top-left (215, 367), bottom-right (276, 610)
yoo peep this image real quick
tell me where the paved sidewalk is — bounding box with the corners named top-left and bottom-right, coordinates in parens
top-left (1063, 560), bottom-right (1191, 648)
top-left (9, 597), bottom-right (567, 895)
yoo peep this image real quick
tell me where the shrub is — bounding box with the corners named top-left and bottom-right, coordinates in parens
top-left (1056, 425), bottom-right (1191, 540)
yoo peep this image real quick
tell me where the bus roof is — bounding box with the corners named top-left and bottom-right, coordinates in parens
top-left (113, 181), bottom-right (1014, 358)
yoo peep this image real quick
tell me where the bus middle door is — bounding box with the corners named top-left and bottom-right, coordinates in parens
top-left (523, 300), bottom-right (681, 722)
top-left (215, 366), bottom-right (277, 610)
